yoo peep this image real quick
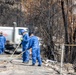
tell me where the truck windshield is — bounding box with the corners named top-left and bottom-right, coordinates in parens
top-left (18, 29), bottom-right (28, 35)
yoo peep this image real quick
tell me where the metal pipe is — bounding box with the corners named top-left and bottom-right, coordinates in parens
top-left (60, 44), bottom-right (64, 75)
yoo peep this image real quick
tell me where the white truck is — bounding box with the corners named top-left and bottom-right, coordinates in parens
top-left (0, 26), bottom-right (28, 53)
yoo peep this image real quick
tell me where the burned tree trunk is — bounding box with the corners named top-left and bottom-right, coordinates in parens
top-left (72, 28), bottom-right (76, 71)
top-left (61, 0), bottom-right (69, 62)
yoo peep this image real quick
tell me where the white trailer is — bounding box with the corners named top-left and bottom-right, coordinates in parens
top-left (0, 26), bottom-right (28, 53)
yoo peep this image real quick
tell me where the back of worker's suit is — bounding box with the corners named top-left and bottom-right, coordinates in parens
top-left (28, 35), bottom-right (42, 66)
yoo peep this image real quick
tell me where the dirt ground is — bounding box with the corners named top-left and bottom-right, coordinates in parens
top-left (0, 54), bottom-right (76, 75)
top-left (0, 54), bottom-right (57, 75)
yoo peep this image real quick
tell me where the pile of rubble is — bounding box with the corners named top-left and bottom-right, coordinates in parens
top-left (43, 59), bottom-right (76, 75)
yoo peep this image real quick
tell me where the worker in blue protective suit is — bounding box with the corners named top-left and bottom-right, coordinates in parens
top-left (21, 29), bottom-right (30, 63)
top-left (0, 31), bottom-right (6, 54)
top-left (28, 32), bottom-right (42, 66)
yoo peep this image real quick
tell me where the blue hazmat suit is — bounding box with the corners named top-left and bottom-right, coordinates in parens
top-left (28, 36), bottom-right (42, 65)
top-left (21, 33), bottom-right (29, 62)
top-left (0, 35), bottom-right (6, 54)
